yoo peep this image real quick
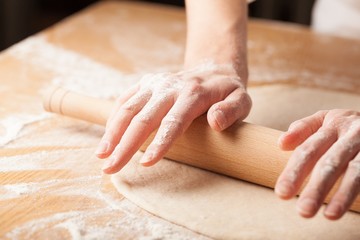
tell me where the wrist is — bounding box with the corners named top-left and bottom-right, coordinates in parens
top-left (184, 44), bottom-right (248, 84)
top-left (184, 0), bottom-right (249, 82)
top-left (183, 59), bottom-right (249, 89)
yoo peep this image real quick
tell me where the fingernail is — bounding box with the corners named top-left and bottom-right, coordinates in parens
top-left (140, 152), bottom-right (154, 165)
top-left (297, 198), bottom-right (318, 217)
top-left (325, 202), bottom-right (343, 219)
top-left (96, 140), bottom-right (110, 155)
top-left (275, 180), bottom-right (294, 198)
top-left (102, 157), bottom-right (115, 170)
top-left (213, 110), bottom-right (226, 130)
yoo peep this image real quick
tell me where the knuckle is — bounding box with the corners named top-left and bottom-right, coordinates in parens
top-left (140, 73), bottom-right (158, 84)
top-left (242, 92), bottom-right (252, 107)
top-left (349, 121), bottom-right (360, 135)
top-left (156, 92), bottom-right (175, 105)
top-left (144, 72), bottom-right (174, 88)
top-left (291, 157), bottom-right (307, 174)
top-left (295, 144), bottom-right (317, 161)
top-left (290, 119), bottom-right (306, 130)
top-left (120, 104), bottom-right (136, 114)
top-left (235, 93), bottom-right (252, 117)
top-left (320, 159), bottom-right (339, 179)
top-left (341, 109), bottom-right (357, 116)
top-left (324, 156), bottom-right (342, 168)
top-left (316, 110), bottom-right (327, 115)
top-left (184, 81), bottom-right (205, 96)
top-left (327, 118), bottom-right (342, 128)
top-left (152, 134), bottom-right (169, 147)
top-left (313, 110), bottom-right (328, 120)
top-left (162, 114), bottom-right (179, 123)
top-left (348, 159), bottom-right (360, 178)
top-left (347, 163), bottom-right (360, 189)
top-left (162, 114), bottom-right (184, 131)
top-left (317, 129), bottom-right (334, 141)
top-left (325, 111), bottom-right (358, 129)
top-left (338, 137), bottom-right (359, 155)
top-left (132, 114), bottom-right (152, 126)
top-left (286, 167), bottom-right (302, 183)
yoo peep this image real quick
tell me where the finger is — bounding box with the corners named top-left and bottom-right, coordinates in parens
top-left (96, 84), bottom-right (139, 158)
top-left (106, 83), bottom-right (140, 129)
top-left (297, 133), bottom-right (360, 218)
top-left (279, 110), bottom-right (328, 151)
top-left (95, 90), bottom-right (151, 158)
top-left (207, 88), bottom-right (252, 131)
top-left (102, 93), bottom-right (174, 174)
top-left (324, 152), bottom-right (360, 220)
top-left (139, 114), bottom-right (185, 167)
top-left (139, 87), bottom-right (213, 166)
top-left (275, 127), bottom-right (337, 199)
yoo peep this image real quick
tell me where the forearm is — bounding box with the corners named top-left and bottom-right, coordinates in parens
top-left (184, 0), bottom-right (248, 81)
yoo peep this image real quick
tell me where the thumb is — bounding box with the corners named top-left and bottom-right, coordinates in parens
top-left (278, 110), bottom-right (328, 151)
top-left (207, 88), bottom-right (252, 131)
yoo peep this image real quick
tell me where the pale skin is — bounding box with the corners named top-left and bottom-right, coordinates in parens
top-left (277, 109), bottom-right (360, 220)
top-left (96, 0), bottom-right (360, 220)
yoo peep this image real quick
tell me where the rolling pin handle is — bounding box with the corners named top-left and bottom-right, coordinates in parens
top-left (43, 87), bottom-right (70, 115)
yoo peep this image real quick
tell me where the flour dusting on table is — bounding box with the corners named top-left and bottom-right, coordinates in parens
top-left (0, 113), bottom-right (49, 147)
top-left (1, 32), bottom-right (207, 239)
top-left (8, 36), bottom-right (142, 99)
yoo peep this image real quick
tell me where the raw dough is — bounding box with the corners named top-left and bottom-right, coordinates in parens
top-left (112, 85), bottom-right (360, 239)
top-left (247, 85), bottom-right (360, 131)
top-left (112, 154), bottom-right (360, 240)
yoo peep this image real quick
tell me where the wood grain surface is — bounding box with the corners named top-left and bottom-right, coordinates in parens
top-left (1, 1), bottom-right (360, 239)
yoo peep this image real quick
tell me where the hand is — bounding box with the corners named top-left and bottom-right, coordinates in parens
top-left (96, 63), bottom-right (252, 174)
top-left (275, 109), bottom-right (360, 220)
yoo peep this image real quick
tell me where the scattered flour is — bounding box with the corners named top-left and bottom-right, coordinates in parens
top-left (7, 36), bottom-right (142, 99)
top-left (1, 141), bottom-right (206, 239)
top-left (5, 198), bottom-right (208, 240)
top-left (2, 183), bottom-right (33, 198)
top-left (0, 113), bottom-right (50, 147)
top-left (111, 30), bottom-right (184, 73)
top-left (2, 161), bottom-right (208, 238)
top-left (250, 64), bottom-right (358, 93)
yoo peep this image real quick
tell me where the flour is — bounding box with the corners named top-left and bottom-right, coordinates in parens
top-left (0, 113), bottom-right (50, 147)
top-left (5, 181), bottom-right (208, 240)
top-left (7, 36), bottom-right (142, 99)
top-left (2, 183), bottom-right (33, 198)
top-left (250, 65), bottom-right (358, 93)
top-left (110, 24), bottom-right (184, 73)
top-left (248, 36), bottom-right (359, 94)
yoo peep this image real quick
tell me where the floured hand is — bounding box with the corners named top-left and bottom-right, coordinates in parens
top-left (276, 109), bottom-right (360, 220)
top-left (96, 63), bottom-right (251, 174)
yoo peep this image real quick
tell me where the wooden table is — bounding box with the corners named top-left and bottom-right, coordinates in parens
top-left (0, 1), bottom-right (359, 239)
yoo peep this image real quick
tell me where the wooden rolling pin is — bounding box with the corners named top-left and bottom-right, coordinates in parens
top-left (43, 87), bottom-right (360, 213)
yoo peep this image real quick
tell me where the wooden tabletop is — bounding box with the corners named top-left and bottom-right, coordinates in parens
top-left (0, 1), bottom-right (359, 239)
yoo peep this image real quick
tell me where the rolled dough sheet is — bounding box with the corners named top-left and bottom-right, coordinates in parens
top-left (247, 85), bottom-right (360, 131)
top-left (112, 153), bottom-right (360, 239)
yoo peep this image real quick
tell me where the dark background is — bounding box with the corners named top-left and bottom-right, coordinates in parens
top-left (0, 0), bottom-right (316, 51)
